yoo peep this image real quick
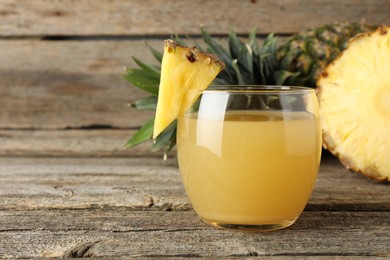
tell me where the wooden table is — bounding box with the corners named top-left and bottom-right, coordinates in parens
top-left (1, 1), bottom-right (390, 258)
top-left (1, 154), bottom-right (389, 258)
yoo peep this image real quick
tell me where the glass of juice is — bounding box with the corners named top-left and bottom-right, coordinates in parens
top-left (176, 85), bottom-right (322, 231)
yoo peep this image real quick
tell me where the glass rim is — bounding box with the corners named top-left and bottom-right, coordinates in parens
top-left (197, 85), bottom-right (315, 94)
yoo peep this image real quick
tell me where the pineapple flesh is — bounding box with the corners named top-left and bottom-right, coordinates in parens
top-left (317, 25), bottom-right (390, 181)
top-left (153, 40), bottom-right (224, 138)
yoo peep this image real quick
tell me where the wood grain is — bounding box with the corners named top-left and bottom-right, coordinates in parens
top-left (0, 157), bottom-right (388, 211)
top-left (0, 0), bottom-right (389, 36)
top-left (0, 39), bottom-right (160, 129)
top-left (0, 39), bottom-right (160, 74)
top-left (0, 210), bottom-right (389, 258)
top-left (0, 129), bottom-right (168, 158)
top-left (1, 158), bottom-right (389, 258)
top-left (0, 157), bottom-right (184, 211)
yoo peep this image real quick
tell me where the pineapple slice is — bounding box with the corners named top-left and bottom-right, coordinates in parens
top-left (317, 25), bottom-right (390, 181)
top-left (153, 39), bottom-right (224, 138)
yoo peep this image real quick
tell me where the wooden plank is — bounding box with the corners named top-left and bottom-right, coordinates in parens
top-left (0, 129), bottom-right (167, 158)
top-left (309, 158), bottom-right (390, 211)
top-left (0, 210), bottom-right (389, 258)
top-left (0, 39), bottom-right (160, 129)
top-left (0, 0), bottom-right (389, 36)
top-left (0, 157), bottom-right (388, 211)
top-left (0, 71), bottom-right (154, 129)
top-left (0, 157), bottom-right (183, 211)
top-left (0, 39), bottom-right (161, 74)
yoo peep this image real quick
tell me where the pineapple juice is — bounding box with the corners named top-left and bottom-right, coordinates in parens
top-left (177, 110), bottom-right (321, 225)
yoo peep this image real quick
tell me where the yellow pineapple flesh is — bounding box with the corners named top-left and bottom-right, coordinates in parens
top-left (317, 25), bottom-right (390, 181)
top-left (153, 39), bottom-right (224, 138)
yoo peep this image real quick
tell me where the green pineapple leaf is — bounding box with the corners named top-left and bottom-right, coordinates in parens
top-left (132, 56), bottom-right (161, 80)
top-left (231, 59), bottom-right (245, 85)
top-left (173, 34), bottom-right (188, 47)
top-left (248, 28), bottom-right (261, 84)
top-left (273, 70), bottom-right (300, 85)
top-left (260, 34), bottom-right (278, 84)
top-left (192, 39), bottom-right (207, 52)
top-left (145, 41), bottom-right (163, 64)
top-left (228, 30), bottom-right (244, 59)
top-left (278, 52), bottom-right (294, 71)
top-left (125, 117), bottom-right (154, 149)
top-left (236, 43), bottom-right (254, 84)
top-left (123, 68), bottom-right (159, 96)
top-left (200, 26), bottom-right (231, 60)
top-left (248, 27), bottom-right (260, 56)
top-left (132, 95), bottom-right (157, 110)
top-left (163, 135), bottom-right (177, 156)
top-left (212, 77), bottom-right (229, 85)
top-left (152, 120), bottom-right (177, 152)
top-left (257, 52), bottom-right (266, 84)
top-left (200, 26), bottom-right (236, 84)
top-left (174, 34), bottom-right (207, 52)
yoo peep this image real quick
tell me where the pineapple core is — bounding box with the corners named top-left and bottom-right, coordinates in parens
top-left (317, 25), bottom-right (390, 181)
top-left (153, 40), bottom-right (224, 138)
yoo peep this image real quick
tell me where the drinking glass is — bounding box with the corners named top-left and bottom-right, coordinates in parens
top-left (176, 85), bottom-right (322, 231)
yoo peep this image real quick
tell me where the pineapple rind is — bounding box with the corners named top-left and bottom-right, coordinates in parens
top-left (318, 25), bottom-right (390, 181)
top-left (278, 22), bottom-right (375, 87)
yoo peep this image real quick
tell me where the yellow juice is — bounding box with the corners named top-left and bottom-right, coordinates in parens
top-left (177, 110), bottom-right (321, 225)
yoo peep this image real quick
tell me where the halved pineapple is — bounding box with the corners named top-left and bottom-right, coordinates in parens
top-left (153, 39), bottom-right (224, 138)
top-left (317, 25), bottom-right (390, 181)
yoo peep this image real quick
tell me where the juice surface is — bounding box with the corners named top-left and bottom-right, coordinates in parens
top-left (177, 110), bottom-right (321, 224)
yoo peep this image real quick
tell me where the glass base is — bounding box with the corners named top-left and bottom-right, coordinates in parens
top-left (201, 217), bottom-right (298, 232)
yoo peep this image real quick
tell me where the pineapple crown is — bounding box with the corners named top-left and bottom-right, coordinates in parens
top-left (123, 22), bottom-right (375, 155)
